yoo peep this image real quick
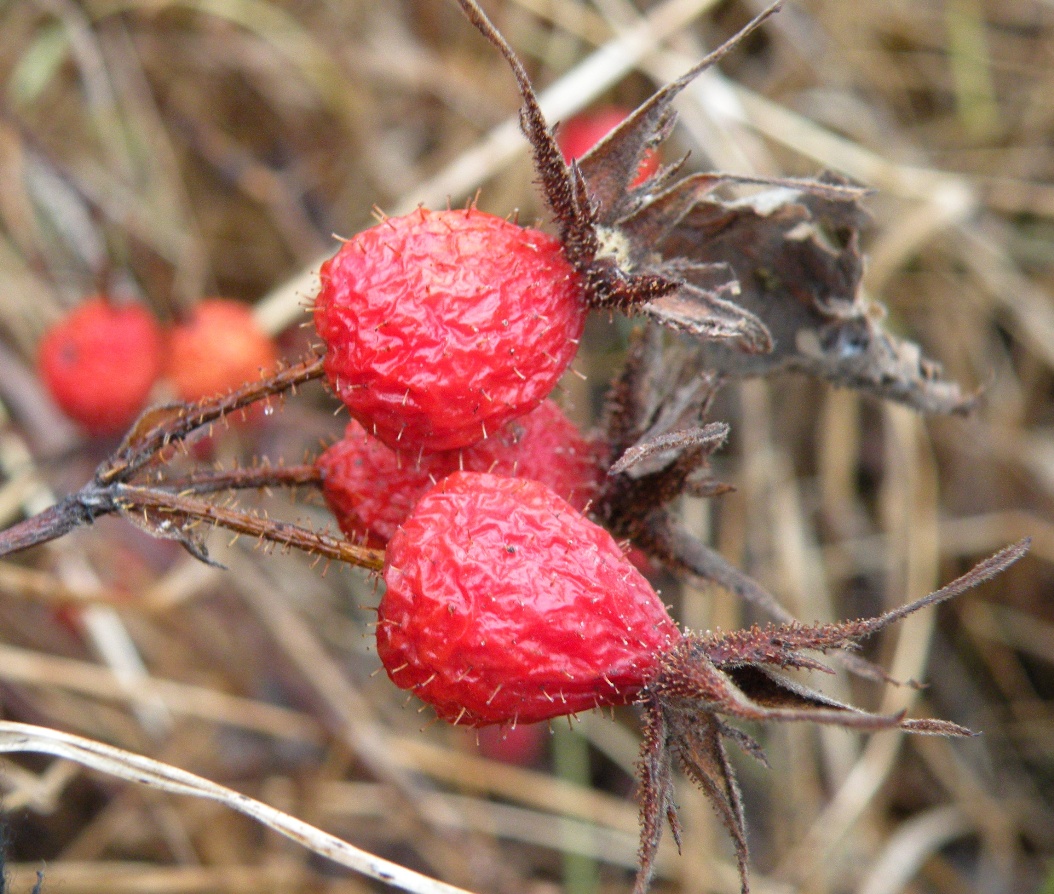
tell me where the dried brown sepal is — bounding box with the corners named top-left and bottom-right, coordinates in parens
top-left (455, 0), bottom-right (788, 349)
top-left (702, 537), bottom-right (1029, 670)
top-left (599, 326), bottom-right (728, 535)
top-left (663, 177), bottom-right (977, 414)
top-left (640, 276), bottom-right (769, 349)
top-left (610, 423), bottom-right (728, 477)
top-left (594, 323), bottom-right (715, 470)
top-left (636, 700), bottom-right (748, 894)
top-left (634, 696), bottom-right (679, 894)
top-left (648, 523), bottom-right (910, 684)
top-left (632, 541), bottom-right (1028, 894)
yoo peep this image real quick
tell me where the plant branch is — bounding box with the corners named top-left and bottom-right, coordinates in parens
top-left (158, 463), bottom-right (324, 497)
top-left (114, 484), bottom-right (384, 572)
top-left (0, 497), bottom-right (95, 556)
top-left (97, 351), bottom-right (326, 485)
top-left (0, 351), bottom-right (344, 567)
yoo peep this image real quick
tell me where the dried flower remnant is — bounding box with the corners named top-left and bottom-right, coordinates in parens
top-left (457, 0), bottom-right (971, 416)
top-left (631, 539), bottom-right (1027, 894)
top-left (454, 0), bottom-right (779, 347)
top-left (662, 178), bottom-right (977, 414)
top-left (377, 470), bottom-right (1027, 893)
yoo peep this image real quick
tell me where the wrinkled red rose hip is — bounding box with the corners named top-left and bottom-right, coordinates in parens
top-left (313, 207), bottom-right (587, 453)
top-left (318, 399), bottom-right (603, 545)
top-left (378, 471), bottom-right (680, 726)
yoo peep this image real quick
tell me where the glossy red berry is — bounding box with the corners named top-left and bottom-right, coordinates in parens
top-left (38, 297), bottom-right (163, 436)
top-left (558, 106), bottom-right (660, 186)
top-left (378, 472), bottom-right (680, 727)
top-left (313, 207), bottom-right (587, 453)
top-left (318, 399), bottom-right (603, 546)
top-left (165, 299), bottom-right (278, 405)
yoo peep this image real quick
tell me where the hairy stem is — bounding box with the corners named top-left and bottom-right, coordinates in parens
top-left (98, 352), bottom-right (326, 485)
top-left (115, 484), bottom-right (384, 573)
top-left (158, 464), bottom-right (324, 496)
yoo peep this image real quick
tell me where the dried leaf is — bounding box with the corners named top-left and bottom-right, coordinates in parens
top-left (611, 423), bottom-right (728, 477)
top-left (663, 178), bottom-right (976, 414)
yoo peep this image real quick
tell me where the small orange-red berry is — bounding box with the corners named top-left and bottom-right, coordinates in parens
top-left (165, 299), bottom-right (278, 404)
top-left (38, 297), bottom-right (163, 436)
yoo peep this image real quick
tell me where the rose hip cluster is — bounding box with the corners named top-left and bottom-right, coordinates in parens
top-left (310, 199), bottom-right (668, 716)
top-left (38, 296), bottom-right (278, 436)
top-left (298, 10), bottom-right (1023, 889)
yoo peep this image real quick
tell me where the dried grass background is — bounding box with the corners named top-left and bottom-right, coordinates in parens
top-left (0, 1), bottom-right (1052, 893)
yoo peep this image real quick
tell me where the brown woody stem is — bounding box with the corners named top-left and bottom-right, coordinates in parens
top-left (97, 352), bottom-right (327, 485)
top-left (0, 498), bottom-right (95, 558)
top-left (160, 464), bottom-right (324, 496)
top-left (114, 484), bottom-right (384, 573)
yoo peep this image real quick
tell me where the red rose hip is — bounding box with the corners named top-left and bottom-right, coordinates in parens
top-left (318, 399), bottom-right (603, 545)
top-left (314, 207), bottom-right (587, 452)
top-left (378, 471), bottom-right (680, 726)
top-left (166, 299), bottom-right (278, 404)
top-left (38, 296), bottom-right (163, 436)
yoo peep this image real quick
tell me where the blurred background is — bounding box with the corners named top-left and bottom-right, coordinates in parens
top-left (0, 0), bottom-right (1051, 892)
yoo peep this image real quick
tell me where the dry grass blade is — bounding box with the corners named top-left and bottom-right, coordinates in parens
top-left (0, 721), bottom-right (477, 894)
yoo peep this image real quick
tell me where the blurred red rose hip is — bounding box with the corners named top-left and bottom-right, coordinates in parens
top-left (38, 296), bottom-right (163, 436)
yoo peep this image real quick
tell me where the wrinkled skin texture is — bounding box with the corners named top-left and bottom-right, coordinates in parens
top-left (379, 472), bottom-right (680, 726)
top-left (166, 299), bottom-right (279, 402)
top-left (315, 208), bottom-right (587, 452)
top-left (318, 399), bottom-right (603, 545)
top-left (38, 296), bottom-right (163, 436)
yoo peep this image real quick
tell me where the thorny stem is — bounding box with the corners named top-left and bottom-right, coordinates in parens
top-left (115, 485), bottom-right (384, 572)
top-left (97, 352), bottom-right (326, 485)
top-left (0, 349), bottom-right (385, 572)
top-left (156, 464), bottom-right (323, 497)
